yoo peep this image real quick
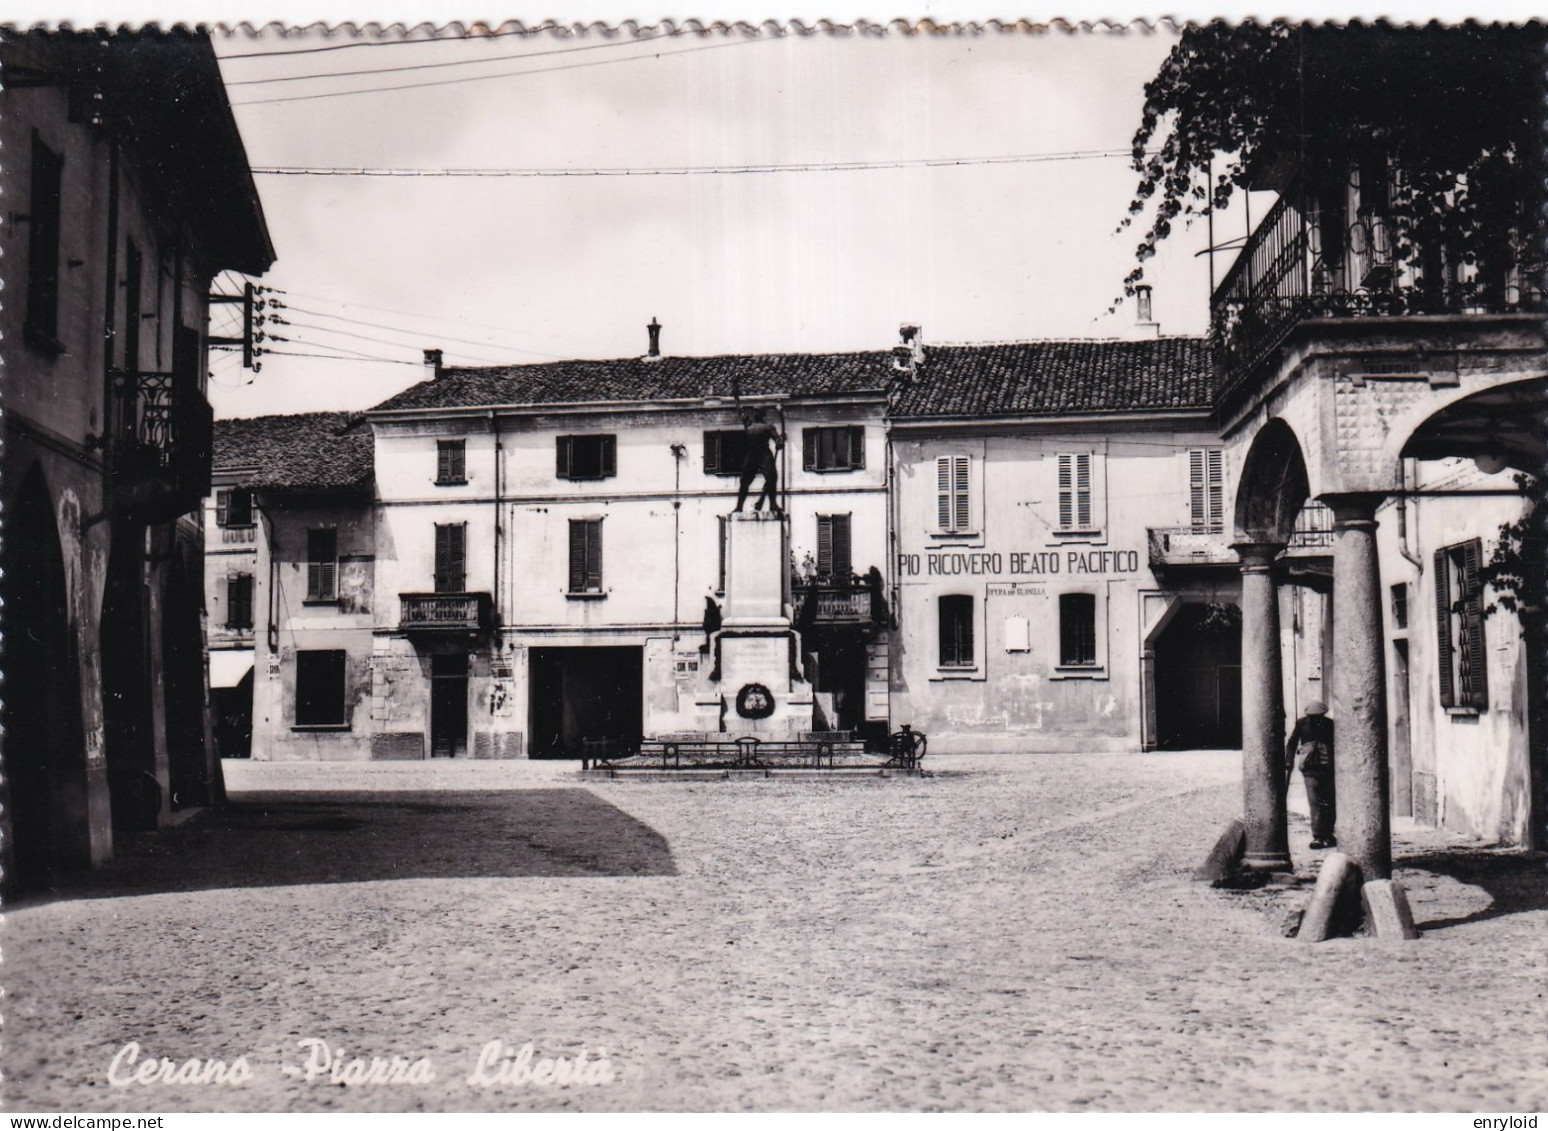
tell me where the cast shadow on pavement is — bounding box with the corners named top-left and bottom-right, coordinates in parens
top-left (1397, 847), bottom-right (1548, 930)
top-left (28, 789), bottom-right (676, 904)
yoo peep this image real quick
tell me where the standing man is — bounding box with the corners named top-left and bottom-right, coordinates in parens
top-left (733, 406), bottom-right (785, 515)
top-left (1286, 700), bottom-right (1336, 849)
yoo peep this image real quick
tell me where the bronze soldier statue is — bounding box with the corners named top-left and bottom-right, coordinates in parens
top-left (733, 406), bottom-right (785, 515)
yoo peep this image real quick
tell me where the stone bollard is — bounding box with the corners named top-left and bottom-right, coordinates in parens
top-left (1361, 878), bottom-right (1420, 940)
top-left (1194, 819), bottom-right (1247, 882)
top-left (1299, 851), bottom-right (1363, 942)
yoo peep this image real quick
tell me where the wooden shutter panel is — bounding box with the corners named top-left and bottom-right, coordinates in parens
top-left (435, 524), bottom-right (466, 593)
top-left (817, 516), bottom-right (835, 576)
top-left (833, 514), bottom-right (852, 578)
top-left (216, 489), bottom-right (230, 526)
top-left (1189, 450), bottom-right (1205, 529)
top-left (849, 426), bottom-right (865, 469)
top-left (1460, 540), bottom-right (1489, 708)
top-left (717, 515), bottom-right (728, 592)
top-left (936, 457), bottom-right (952, 530)
top-left (1076, 453), bottom-right (1092, 529)
top-left (587, 520), bottom-right (603, 589)
top-left (556, 436), bottom-right (571, 478)
top-left (1434, 548), bottom-right (1455, 707)
top-left (953, 456), bottom-right (970, 532)
top-left (601, 436), bottom-right (617, 478)
top-left (803, 429), bottom-right (817, 472)
top-left (1058, 454), bottom-right (1073, 528)
top-left (569, 520), bottom-right (586, 592)
top-left (1207, 449), bottom-right (1224, 532)
top-left (704, 432), bottom-right (721, 474)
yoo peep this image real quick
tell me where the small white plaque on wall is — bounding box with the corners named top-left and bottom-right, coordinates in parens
top-left (1004, 615), bottom-right (1031, 653)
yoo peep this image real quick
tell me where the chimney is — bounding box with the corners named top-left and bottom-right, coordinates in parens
top-left (423, 348), bottom-right (444, 381)
top-left (645, 317), bottom-right (662, 361)
top-left (1134, 286), bottom-right (1159, 336)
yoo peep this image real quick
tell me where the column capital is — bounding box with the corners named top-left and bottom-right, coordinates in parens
top-left (1232, 541), bottom-right (1285, 572)
top-left (1320, 491), bottom-right (1387, 528)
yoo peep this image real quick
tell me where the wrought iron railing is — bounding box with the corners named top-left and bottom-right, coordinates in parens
top-left (792, 574), bottom-right (882, 624)
top-left (1146, 527), bottom-right (1237, 569)
top-left (1211, 178), bottom-right (1545, 410)
top-left (1287, 501), bottom-right (1335, 551)
top-left (109, 369), bottom-right (214, 522)
top-left (399, 592), bottom-right (493, 633)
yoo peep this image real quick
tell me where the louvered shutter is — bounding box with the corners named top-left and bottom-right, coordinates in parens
top-left (705, 431), bottom-right (721, 475)
top-left (556, 436), bottom-right (572, 478)
top-left (435, 523), bottom-right (466, 593)
top-left (833, 514), bottom-right (852, 578)
top-left (937, 457), bottom-right (952, 529)
top-left (600, 436), bottom-right (617, 478)
top-left (216, 489), bottom-right (230, 527)
top-left (952, 457), bottom-right (970, 531)
top-left (308, 529), bottom-right (337, 601)
top-left (1058, 454), bottom-right (1073, 529)
top-left (438, 443), bottom-right (453, 483)
top-left (717, 515), bottom-right (728, 592)
top-left (817, 516), bottom-right (835, 577)
top-left (1460, 540), bottom-right (1489, 708)
top-left (587, 521), bottom-right (603, 590)
top-left (1206, 449), bottom-right (1224, 533)
top-left (849, 426), bottom-right (865, 470)
top-left (1075, 453), bottom-right (1092, 529)
top-left (1434, 548), bottom-right (1455, 707)
top-left (804, 429), bottom-right (817, 472)
top-left (570, 520), bottom-right (602, 592)
top-left (1189, 450), bottom-right (1206, 529)
top-left (569, 520), bottom-right (586, 592)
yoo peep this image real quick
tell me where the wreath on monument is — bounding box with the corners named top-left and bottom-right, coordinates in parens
top-left (736, 683), bottom-right (775, 719)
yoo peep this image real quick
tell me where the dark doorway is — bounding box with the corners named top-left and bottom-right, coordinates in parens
top-left (213, 669), bottom-right (254, 759)
top-left (430, 654), bottom-right (469, 758)
top-left (529, 646), bottom-right (643, 759)
top-left (101, 528), bottom-right (160, 834)
top-left (163, 542), bottom-right (209, 809)
top-left (1155, 603), bottom-right (1243, 750)
top-left (802, 628), bottom-right (868, 732)
top-left (1, 465), bottom-right (88, 893)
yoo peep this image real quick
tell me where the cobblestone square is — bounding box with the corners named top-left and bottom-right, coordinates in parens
top-left (5, 752), bottom-right (1545, 1112)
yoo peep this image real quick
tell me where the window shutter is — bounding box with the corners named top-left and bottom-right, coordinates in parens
top-left (803, 429), bottom-right (817, 472)
top-left (817, 516), bottom-right (835, 577)
top-left (438, 444), bottom-right (452, 483)
top-left (216, 489), bottom-right (230, 526)
top-left (601, 436), bottom-right (617, 479)
top-left (569, 520), bottom-right (586, 592)
top-left (308, 528), bottom-right (337, 601)
top-left (704, 431), bottom-right (721, 475)
top-left (569, 520), bottom-right (602, 592)
top-left (435, 524), bottom-right (466, 593)
top-left (1207, 449), bottom-right (1224, 532)
top-left (1460, 539), bottom-right (1489, 708)
top-left (849, 426), bottom-right (865, 470)
top-left (936, 457), bottom-right (952, 530)
top-left (587, 520), bottom-right (603, 589)
top-left (556, 436), bottom-right (572, 478)
top-left (717, 515), bottom-right (728, 593)
top-left (1434, 548), bottom-right (1455, 707)
top-left (1075, 453), bottom-right (1093, 529)
top-left (1058, 454), bottom-right (1073, 529)
top-left (833, 514), bottom-right (852, 578)
top-left (952, 456), bottom-right (970, 532)
top-left (1189, 450), bottom-right (1206, 529)
top-left (939, 594), bottom-right (973, 667)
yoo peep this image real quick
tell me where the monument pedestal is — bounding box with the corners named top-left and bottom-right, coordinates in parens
top-left (692, 512), bottom-right (814, 736)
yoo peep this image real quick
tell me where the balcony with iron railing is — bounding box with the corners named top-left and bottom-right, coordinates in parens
top-left (108, 369), bottom-right (214, 524)
top-left (1210, 178), bottom-right (1544, 413)
top-left (792, 573), bottom-right (886, 626)
top-left (399, 592), bottom-right (494, 635)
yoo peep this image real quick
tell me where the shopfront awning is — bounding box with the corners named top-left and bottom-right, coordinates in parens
top-left (209, 649), bottom-right (254, 689)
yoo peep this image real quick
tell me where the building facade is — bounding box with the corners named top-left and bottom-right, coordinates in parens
top-left (1, 30), bottom-right (273, 893)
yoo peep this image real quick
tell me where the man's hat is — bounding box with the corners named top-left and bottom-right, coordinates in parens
top-left (1304, 700), bottom-right (1327, 716)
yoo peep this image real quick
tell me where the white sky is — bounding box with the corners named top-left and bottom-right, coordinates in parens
top-left (208, 25), bottom-right (1263, 416)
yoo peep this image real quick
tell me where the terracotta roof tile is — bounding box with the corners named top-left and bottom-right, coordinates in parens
top-left (213, 411), bottom-right (373, 492)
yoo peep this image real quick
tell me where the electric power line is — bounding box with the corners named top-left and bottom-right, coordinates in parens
top-left (264, 288), bottom-right (580, 357)
top-left (231, 35), bottom-right (766, 106)
top-left (263, 347), bottom-right (422, 365)
top-left (224, 29), bottom-right (704, 86)
top-left (282, 304), bottom-right (554, 360)
top-left (252, 147), bottom-right (1137, 177)
top-left (219, 26), bottom-right (571, 61)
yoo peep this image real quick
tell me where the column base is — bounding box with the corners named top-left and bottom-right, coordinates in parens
top-left (1241, 851), bottom-right (1292, 872)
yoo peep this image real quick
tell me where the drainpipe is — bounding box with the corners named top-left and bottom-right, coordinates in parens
top-left (670, 442), bottom-right (686, 642)
top-left (1396, 458), bottom-right (1423, 572)
top-left (491, 410), bottom-right (503, 632)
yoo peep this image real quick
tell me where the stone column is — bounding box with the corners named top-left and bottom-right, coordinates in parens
top-left (1325, 493), bottom-right (1391, 881)
top-left (1235, 541), bottom-right (1290, 870)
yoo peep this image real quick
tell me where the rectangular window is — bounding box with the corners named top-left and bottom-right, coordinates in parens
top-left (434, 522), bottom-right (467, 593)
top-left (1058, 453), bottom-right (1095, 531)
top-left (803, 426), bottom-right (865, 472)
top-left (1390, 583), bottom-right (1409, 632)
top-left (436, 439), bottom-right (467, 485)
top-left (306, 528), bottom-right (338, 601)
top-left (226, 575), bottom-right (254, 630)
top-left (1434, 540), bottom-right (1488, 709)
top-left (704, 430), bottom-right (751, 476)
top-left (1188, 448), bottom-right (1225, 533)
top-left (816, 514), bottom-right (852, 579)
top-left (295, 650), bottom-right (347, 727)
top-left (938, 594), bottom-right (974, 669)
top-left (557, 435), bottom-right (617, 481)
top-left (717, 514), bottom-right (728, 594)
top-left (1059, 593), bottom-right (1098, 667)
top-left (215, 487), bottom-right (254, 528)
top-left (568, 518), bottom-right (604, 594)
top-left (26, 131), bottom-right (63, 349)
top-left (935, 455), bottom-right (971, 533)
